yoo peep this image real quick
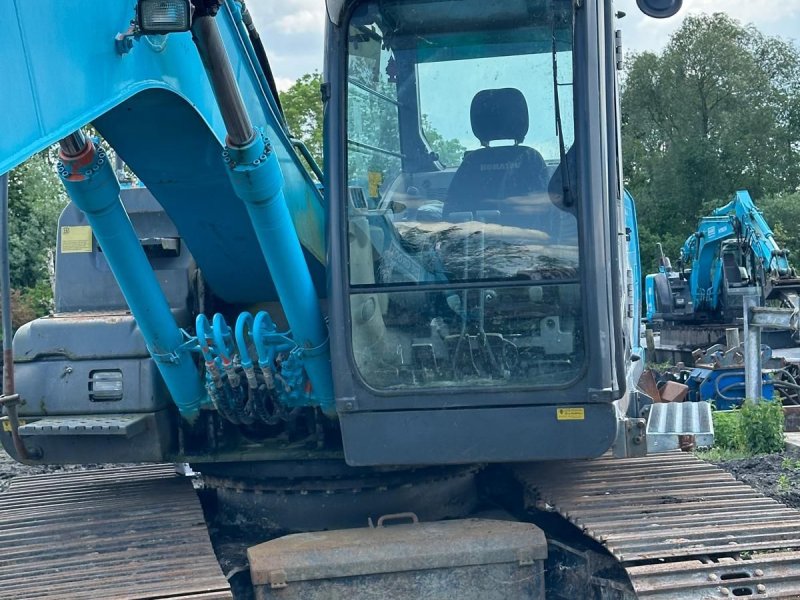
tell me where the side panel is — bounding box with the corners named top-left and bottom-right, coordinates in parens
top-left (340, 404), bottom-right (618, 466)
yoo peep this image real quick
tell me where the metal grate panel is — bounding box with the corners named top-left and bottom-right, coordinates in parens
top-left (515, 451), bottom-right (800, 599)
top-left (646, 401), bottom-right (713, 452)
top-left (0, 465), bottom-right (231, 599)
top-left (18, 414), bottom-right (149, 437)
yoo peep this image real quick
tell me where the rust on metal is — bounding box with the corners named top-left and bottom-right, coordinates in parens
top-left (515, 451), bottom-right (800, 599)
top-left (0, 465), bottom-right (231, 599)
top-left (2, 348), bottom-right (12, 393)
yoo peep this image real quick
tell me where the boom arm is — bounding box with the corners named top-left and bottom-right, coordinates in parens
top-left (713, 190), bottom-right (794, 279)
top-left (0, 0), bottom-right (325, 304)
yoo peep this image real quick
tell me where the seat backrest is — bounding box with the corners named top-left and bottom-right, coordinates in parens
top-left (445, 88), bottom-right (548, 220)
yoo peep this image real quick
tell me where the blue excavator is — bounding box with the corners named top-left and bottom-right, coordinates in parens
top-left (4, 1), bottom-right (800, 599)
top-left (1, 0), bottom-right (644, 470)
top-left (646, 190), bottom-right (800, 326)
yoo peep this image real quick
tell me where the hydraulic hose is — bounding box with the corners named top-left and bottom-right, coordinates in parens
top-left (238, 1), bottom-right (285, 119)
top-left (192, 15), bottom-right (334, 413)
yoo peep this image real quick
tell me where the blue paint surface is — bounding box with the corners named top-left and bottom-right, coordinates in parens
top-left (0, 0), bottom-right (326, 304)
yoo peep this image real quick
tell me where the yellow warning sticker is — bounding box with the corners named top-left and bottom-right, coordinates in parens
top-left (61, 226), bottom-right (93, 253)
top-left (557, 407), bottom-right (585, 421)
top-left (2, 419), bottom-right (25, 432)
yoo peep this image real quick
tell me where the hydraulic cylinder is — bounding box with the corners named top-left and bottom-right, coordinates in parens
top-left (58, 133), bottom-right (205, 421)
top-left (224, 132), bottom-right (334, 410)
top-left (192, 15), bottom-right (333, 412)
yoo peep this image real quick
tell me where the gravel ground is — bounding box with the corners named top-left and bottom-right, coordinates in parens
top-left (0, 445), bottom-right (122, 493)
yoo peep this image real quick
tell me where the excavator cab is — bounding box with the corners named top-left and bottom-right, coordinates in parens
top-left (325, 0), bottom-right (638, 464)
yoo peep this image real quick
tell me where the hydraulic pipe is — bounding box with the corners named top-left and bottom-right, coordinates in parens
top-left (0, 172), bottom-right (28, 460)
top-left (57, 133), bottom-right (206, 421)
top-left (191, 16), bottom-right (334, 412)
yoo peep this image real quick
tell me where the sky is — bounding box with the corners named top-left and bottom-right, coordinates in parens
top-left (248, 0), bottom-right (800, 90)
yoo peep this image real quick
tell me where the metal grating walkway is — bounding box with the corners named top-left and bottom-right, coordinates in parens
top-left (0, 465), bottom-right (232, 600)
top-left (515, 451), bottom-right (800, 599)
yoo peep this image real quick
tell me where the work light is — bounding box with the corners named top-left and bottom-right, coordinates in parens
top-left (137, 0), bottom-right (193, 34)
top-left (89, 370), bottom-right (124, 402)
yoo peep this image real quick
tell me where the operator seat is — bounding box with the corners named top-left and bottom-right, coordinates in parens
top-left (444, 88), bottom-right (549, 223)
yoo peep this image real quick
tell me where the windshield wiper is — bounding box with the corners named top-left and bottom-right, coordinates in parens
top-left (551, 22), bottom-right (573, 207)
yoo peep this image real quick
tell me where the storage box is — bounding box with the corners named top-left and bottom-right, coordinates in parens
top-left (248, 517), bottom-right (547, 600)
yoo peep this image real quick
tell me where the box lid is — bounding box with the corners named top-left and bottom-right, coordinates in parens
top-left (247, 518), bottom-right (547, 587)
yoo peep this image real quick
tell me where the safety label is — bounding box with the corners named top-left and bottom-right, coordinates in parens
top-left (61, 226), bottom-right (93, 253)
top-left (2, 419), bottom-right (25, 432)
top-left (556, 407), bottom-right (585, 421)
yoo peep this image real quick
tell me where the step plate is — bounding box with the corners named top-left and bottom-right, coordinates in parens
top-left (515, 452), bottom-right (800, 599)
top-left (0, 465), bottom-right (231, 599)
top-left (18, 414), bottom-right (148, 437)
top-left (646, 401), bottom-right (713, 453)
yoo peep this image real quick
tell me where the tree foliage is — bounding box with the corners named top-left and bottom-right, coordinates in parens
top-left (422, 115), bottom-right (466, 167)
top-left (758, 192), bottom-right (800, 266)
top-left (1, 151), bottom-right (66, 339)
top-left (8, 153), bottom-right (65, 289)
top-left (279, 71), bottom-right (466, 185)
top-left (622, 13), bottom-right (800, 272)
top-left (279, 72), bottom-right (324, 167)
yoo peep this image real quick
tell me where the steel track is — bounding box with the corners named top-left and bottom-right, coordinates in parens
top-left (515, 451), bottom-right (800, 599)
top-left (0, 465), bottom-right (231, 600)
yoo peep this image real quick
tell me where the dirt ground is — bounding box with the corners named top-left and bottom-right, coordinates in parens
top-left (712, 448), bottom-right (800, 508)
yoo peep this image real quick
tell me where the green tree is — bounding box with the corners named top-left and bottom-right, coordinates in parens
top-left (622, 14), bottom-right (800, 270)
top-left (279, 72), bottom-right (324, 167)
top-left (1, 151), bottom-right (66, 338)
top-left (8, 152), bottom-right (65, 289)
top-left (422, 115), bottom-right (466, 167)
top-left (279, 71), bottom-right (468, 186)
top-left (758, 192), bottom-right (800, 266)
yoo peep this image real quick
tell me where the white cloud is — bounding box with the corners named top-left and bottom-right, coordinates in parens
top-left (276, 9), bottom-right (324, 34)
top-left (618, 0), bottom-right (799, 55)
top-left (275, 77), bottom-right (296, 92)
top-left (249, 1), bottom-right (799, 84)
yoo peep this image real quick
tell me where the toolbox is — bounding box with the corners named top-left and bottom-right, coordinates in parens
top-left (248, 515), bottom-right (547, 599)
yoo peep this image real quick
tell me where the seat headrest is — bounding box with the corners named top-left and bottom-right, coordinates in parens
top-left (470, 88), bottom-right (529, 146)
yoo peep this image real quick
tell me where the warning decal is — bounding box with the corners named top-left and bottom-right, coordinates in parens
top-left (61, 226), bottom-right (93, 253)
top-left (556, 407), bottom-right (585, 421)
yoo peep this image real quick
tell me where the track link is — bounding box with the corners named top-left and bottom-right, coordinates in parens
top-left (514, 452), bottom-right (800, 599)
top-left (0, 465), bottom-right (231, 600)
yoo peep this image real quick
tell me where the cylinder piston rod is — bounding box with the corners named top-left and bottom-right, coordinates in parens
top-left (57, 132), bottom-right (206, 421)
top-left (192, 16), bottom-right (254, 147)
